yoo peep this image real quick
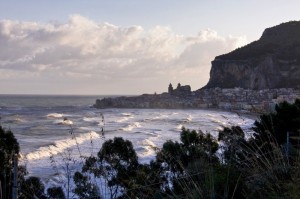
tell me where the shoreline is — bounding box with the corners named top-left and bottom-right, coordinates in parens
top-left (94, 106), bottom-right (260, 121)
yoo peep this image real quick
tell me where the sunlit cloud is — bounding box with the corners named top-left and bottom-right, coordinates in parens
top-left (0, 15), bottom-right (248, 94)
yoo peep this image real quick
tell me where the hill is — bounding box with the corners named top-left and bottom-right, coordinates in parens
top-left (205, 21), bottom-right (300, 89)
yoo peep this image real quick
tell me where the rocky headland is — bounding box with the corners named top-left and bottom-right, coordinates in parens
top-left (94, 21), bottom-right (300, 112)
top-left (205, 21), bottom-right (300, 89)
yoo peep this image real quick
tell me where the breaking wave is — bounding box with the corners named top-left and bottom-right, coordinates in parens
top-left (121, 122), bottom-right (141, 132)
top-left (47, 113), bottom-right (63, 118)
top-left (25, 131), bottom-right (100, 161)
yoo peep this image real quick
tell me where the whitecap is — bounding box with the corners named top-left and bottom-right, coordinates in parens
top-left (82, 117), bottom-right (101, 125)
top-left (14, 116), bottom-right (26, 123)
top-left (142, 139), bottom-right (156, 148)
top-left (176, 124), bottom-right (184, 130)
top-left (25, 131), bottom-right (100, 161)
top-left (210, 118), bottom-right (227, 126)
top-left (153, 114), bottom-right (168, 120)
top-left (187, 114), bottom-right (193, 121)
top-left (62, 119), bottom-right (73, 125)
top-left (122, 113), bottom-right (132, 116)
top-left (53, 119), bottom-right (73, 125)
top-left (117, 117), bottom-right (129, 123)
top-left (47, 113), bottom-right (63, 118)
top-left (121, 122), bottom-right (141, 132)
top-left (183, 114), bottom-right (193, 123)
top-left (116, 113), bottom-right (134, 123)
top-left (136, 139), bottom-right (158, 158)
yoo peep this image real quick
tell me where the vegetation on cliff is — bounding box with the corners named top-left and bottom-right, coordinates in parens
top-left (216, 21), bottom-right (300, 62)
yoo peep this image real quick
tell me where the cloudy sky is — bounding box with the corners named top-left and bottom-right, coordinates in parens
top-left (0, 1), bottom-right (299, 95)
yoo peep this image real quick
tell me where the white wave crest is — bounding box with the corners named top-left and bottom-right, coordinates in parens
top-left (122, 113), bottom-right (132, 116)
top-left (117, 113), bottom-right (134, 123)
top-left (62, 119), bottom-right (73, 125)
top-left (53, 119), bottom-right (74, 125)
top-left (117, 117), bottom-right (129, 123)
top-left (183, 114), bottom-right (193, 122)
top-left (153, 114), bottom-right (168, 120)
top-left (47, 113), bottom-right (63, 118)
top-left (121, 122), bottom-right (141, 132)
top-left (25, 131), bottom-right (100, 161)
top-left (211, 118), bottom-right (227, 126)
top-left (138, 139), bottom-right (157, 157)
top-left (142, 139), bottom-right (156, 148)
top-left (176, 124), bottom-right (183, 130)
top-left (83, 117), bottom-right (101, 125)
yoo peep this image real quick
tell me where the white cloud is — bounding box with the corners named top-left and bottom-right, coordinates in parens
top-left (0, 15), bottom-right (248, 94)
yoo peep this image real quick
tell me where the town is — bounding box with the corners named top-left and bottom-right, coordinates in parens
top-left (95, 83), bottom-right (300, 113)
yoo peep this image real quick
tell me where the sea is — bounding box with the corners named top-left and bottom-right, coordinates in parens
top-left (0, 94), bottom-right (255, 191)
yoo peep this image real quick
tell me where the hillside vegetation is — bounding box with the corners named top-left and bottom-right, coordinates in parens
top-left (217, 21), bottom-right (300, 63)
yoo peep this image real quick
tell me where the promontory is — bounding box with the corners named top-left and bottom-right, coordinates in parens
top-left (94, 21), bottom-right (300, 111)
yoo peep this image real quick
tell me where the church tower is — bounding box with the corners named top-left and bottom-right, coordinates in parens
top-left (168, 83), bottom-right (173, 93)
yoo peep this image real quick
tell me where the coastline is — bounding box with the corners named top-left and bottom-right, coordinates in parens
top-left (94, 87), bottom-right (299, 117)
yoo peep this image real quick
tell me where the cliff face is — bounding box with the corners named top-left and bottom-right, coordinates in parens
top-left (205, 21), bottom-right (300, 89)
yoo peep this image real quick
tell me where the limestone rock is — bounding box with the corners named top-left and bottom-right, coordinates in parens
top-left (205, 21), bottom-right (300, 89)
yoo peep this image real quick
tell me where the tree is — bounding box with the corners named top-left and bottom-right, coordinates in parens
top-left (19, 176), bottom-right (47, 199)
top-left (218, 126), bottom-right (245, 163)
top-left (217, 126), bottom-right (247, 199)
top-left (156, 128), bottom-right (220, 197)
top-left (73, 171), bottom-right (100, 199)
top-left (157, 128), bottom-right (219, 174)
top-left (252, 99), bottom-right (300, 145)
top-left (78, 137), bottom-right (139, 198)
top-left (0, 126), bottom-right (20, 199)
top-left (47, 186), bottom-right (66, 199)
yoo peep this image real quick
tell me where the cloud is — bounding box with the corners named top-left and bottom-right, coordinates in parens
top-left (0, 15), bottom-right (248, 94)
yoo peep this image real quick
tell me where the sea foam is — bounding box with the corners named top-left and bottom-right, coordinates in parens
top-left (121, 122), bottom-right (141, 132)
top-left (25, 131), bottom-right (100, 161)
top-left (47, 113), bottom-right (63, 118)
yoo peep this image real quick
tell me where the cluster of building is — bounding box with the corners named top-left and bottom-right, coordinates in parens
top-left (95, 83), bottom-right (300, 113)
top-left (192, 87), bottom-right (300, 112)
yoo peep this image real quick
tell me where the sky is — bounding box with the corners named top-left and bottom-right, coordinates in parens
top-left (0, 1), bottom-right (300, 95)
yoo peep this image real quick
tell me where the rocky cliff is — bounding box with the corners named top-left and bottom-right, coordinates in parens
top-left (205, 21), bottom-right (300, 89)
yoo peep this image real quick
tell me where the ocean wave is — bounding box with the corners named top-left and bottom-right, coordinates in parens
top-left (82, 117), bottom-right (101, 125)
top-left (206, 114), bottom-right (215, 117)
top-left (7, 115), bottom-right (26, 123)
top-left (145, 131), bottom-right (160, 136)
top-left (116, 112), bottom-right (134, 123)
top-left (25, 131), bottom-right (100, 161)
top-left (182, 114), bottom-right (193, 123)
top-left (153, 114), bottom-right (168, 120)
top-left (117, 117), bottom-right (130, 123)
top-left (47, 113), bottom-right (63, 118)
top-left (84, 111), bottom-right (98, 117)
top-left (117, 116), bottom-right (134, 123)
top-left (53, 119), bottom-right (74, 125)
top-left (142, 139), bottom-right (156, 148)
top-left (62, 119), bottom-right (73, 125)
top-left (122, 112), bottom-right (133, 116)
top-left (137, 139), bottom-right (157, 157)
top-left (121, 122), bottom-right (141, 132)
top-left (176, 124), bottom-right (184, 130)
top-left (210, 118), bottom-right (227, 126)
